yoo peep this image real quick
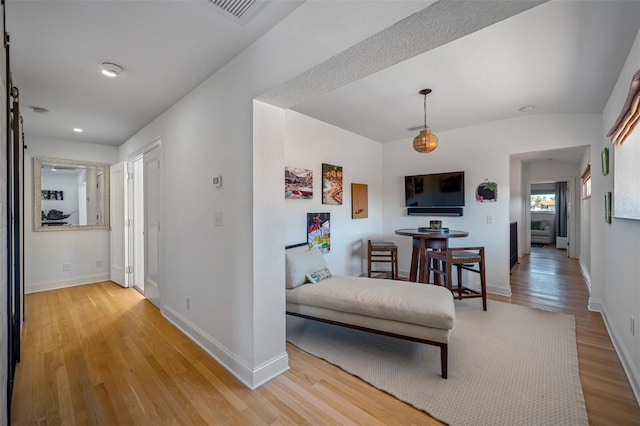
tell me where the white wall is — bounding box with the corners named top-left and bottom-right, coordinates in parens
top-left (509, 156), bottom-right (525, 257)
top-left (116, 2), bottom-right (422, 389)
top-left (25, 138), bottom-right (118, 293)
top-left (579, 150), bottom-right (591, 287)
top-left (597, 28), bottom-right (640, 400)
top-left (284, 110), bottom-right (383, 277)
top-left (382, 114), bottom-right (601, 297)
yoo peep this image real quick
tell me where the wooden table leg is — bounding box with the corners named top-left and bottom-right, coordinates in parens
top-left (418, 238), bottom-right (427, 283)
top-left (409, 242), bottom-right (418, 282)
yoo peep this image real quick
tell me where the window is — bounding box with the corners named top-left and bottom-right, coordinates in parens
top-left (530, 193), bottom-right (556, 212)
top-left (581, 163), bottom-right (591, 199)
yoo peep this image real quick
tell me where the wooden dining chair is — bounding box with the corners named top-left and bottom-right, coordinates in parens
top-left (367, 240), bottom-right (399, 280)
top-left (426, 247), bottom-right (487, 311)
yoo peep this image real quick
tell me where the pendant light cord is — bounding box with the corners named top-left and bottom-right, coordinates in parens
top-left (423, 93), bottom-right (427, 129)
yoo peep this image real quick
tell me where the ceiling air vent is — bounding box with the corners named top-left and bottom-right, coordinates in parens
top-left (207, 0), bottom-right (260, 24)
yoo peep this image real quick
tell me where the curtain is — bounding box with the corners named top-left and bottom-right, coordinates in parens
top-left (555, 182), bottom-right (568, 237)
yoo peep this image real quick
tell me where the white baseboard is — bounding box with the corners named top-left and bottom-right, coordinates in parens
top-left (578, 258), bottom-right (591, 294)
top-left (599, 305), bottom-right (640, 405)
top-left (25, 274), bottom-right (111, 294)
top-left (163, 305), bottom-right (289, 390)
top-left (588, 297), bottom-right (602, 312)
top-left (487, 285), bottom-right (512, 298)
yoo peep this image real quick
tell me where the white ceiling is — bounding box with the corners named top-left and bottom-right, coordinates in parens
top-left (6, 0), bottom-right (303, 146)
top-left (291, 0), bottom-right (640, 146)
top-left (6, 0), bottom-right (640, 168)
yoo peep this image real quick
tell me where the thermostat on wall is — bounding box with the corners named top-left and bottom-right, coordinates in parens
top-left (212, 175), bottom-right (222, 188)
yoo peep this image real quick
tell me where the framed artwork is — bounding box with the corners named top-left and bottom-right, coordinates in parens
top-left (351, 183), bottom-right (368, 219)
top-left (475, 180), bottom-right (497, 203)
top-left (41, 190), bottom-right (63, 200)
top-left (605, 192), bottom-right (612, 224)
top-left (307, 212), bottom-right (330, 253)
top-left (322, 163), bottom-right (343, 205)
top-left (285, 167), bottom-right (313, 199)
top-left (601, 147), bottom-right (609, 175)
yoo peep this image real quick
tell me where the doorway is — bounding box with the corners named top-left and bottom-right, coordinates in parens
top-left (526, 178), bottom-right (578, 259)
top-left (133, 156), bottom-right (144, 294)
top-left (128, 143), bottom-right (161, 308)
top-left (112, 141), bottom-right (161, 307)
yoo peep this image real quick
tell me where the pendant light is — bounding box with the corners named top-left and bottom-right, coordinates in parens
top-left (413, 88), bottom-right (438, 153)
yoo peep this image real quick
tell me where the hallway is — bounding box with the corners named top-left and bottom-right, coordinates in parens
top-left (509, 245), bottom-right (639, 425)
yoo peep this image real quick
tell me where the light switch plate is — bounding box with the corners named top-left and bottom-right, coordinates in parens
top-left (212, 175), bottom-right (222, 187)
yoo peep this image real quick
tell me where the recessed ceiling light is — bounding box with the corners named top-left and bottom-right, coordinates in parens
top-left (519, 105), bottom-right (536, 112)
top-left (101, 62), bottom-right (123, 77)
top-left (73, 128), bottom-right (83, 133)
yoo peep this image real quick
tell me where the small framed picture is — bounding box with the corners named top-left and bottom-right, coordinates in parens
top-left (601, 147), bottom-right (609, 175)
top-left (605, 192), bottom-right (612, 224)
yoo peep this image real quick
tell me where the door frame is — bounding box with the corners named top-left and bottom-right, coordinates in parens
top-left (127, 139), bottom-right (162, 305)
top-left (525, 177), bottom-right (579, 259)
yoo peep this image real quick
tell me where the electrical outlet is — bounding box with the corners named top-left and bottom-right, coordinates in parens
top-left (214, 211), bottom-right (222, 226)
top-left (96, 260), bottom-right (103, 268)
top-left (62, 263), bottom-right (71, 272)
top-left (186, 297), bottom-right (191, 310)
top-left (486, 215), bottom-right (493, 224)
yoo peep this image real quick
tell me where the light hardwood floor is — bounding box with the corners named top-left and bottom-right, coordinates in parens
top-left (11, 247), bottom-right (640, 425)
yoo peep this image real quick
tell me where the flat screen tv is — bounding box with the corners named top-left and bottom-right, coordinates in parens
top-left (404, 171), bottom-right (465, 207)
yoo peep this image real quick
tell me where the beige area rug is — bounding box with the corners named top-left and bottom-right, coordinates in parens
top-left (286, 300), bottom-right (588, 425)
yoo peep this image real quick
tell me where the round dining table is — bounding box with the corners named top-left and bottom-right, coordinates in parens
top-left (395, 228), bottom-right (469, 283)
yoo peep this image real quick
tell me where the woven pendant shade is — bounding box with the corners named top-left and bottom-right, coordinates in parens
top-left (413, 128), bottom-right (438, 153)
top-left (413, 88), bottom-right (438, 153)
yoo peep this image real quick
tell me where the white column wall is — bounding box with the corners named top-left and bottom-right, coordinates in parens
top-left (116, 2), bottom-right (427, 388)
top-left (509, 157), bottom-right (524, 257)
top-left (284, 110), bottom-right (383, 277)
top-left (24, 138), bottom-right (118, 293)
top-left (382, 114), bottom-right (601, 296)
top-left (578, 149), bottom-right (591, 287)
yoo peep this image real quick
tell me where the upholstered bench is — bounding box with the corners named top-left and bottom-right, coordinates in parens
top-left (285, 246), bottom-right (456, 378)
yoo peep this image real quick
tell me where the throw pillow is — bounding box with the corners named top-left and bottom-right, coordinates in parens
top-left (305, 267), bottom-right (332, 284)
top-left (285, 247), bottom-right (328, 289)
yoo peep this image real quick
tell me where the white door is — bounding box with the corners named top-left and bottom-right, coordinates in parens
top-left (110, 162), bottom-right (129, 287)
top-left (144, 147), bottom-right (161, 308)
top-left (133, 157), bottom-right (145, 292)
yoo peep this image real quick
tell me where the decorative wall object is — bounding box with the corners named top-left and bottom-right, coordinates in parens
top-left (41, 190), bottom-right (64, 200)
top-left (607, 68), bottom-right (640, 145)
top-left (285, 167), bottom-right (313, 199)
top-left (475, 180), bottom-right (497, 202)
top-left (307, 212), bottom-right (330, 253)
top-left (351, 183), bottom-right (368, 219)
top-left (601, 147), bottom-right (609, 175)
top-left (322, 163), bottom-right (343, 205)
top-left (605, 192), bottom-right (612, 224)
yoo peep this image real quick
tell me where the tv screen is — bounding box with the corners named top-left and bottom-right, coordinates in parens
top-left (404, 171), bottom-right (465, 207)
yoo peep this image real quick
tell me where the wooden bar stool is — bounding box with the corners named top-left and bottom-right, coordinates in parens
top-left (367, 240), bottom-right (399, 280)
top-left (426, 247), bottom-right (487, 311)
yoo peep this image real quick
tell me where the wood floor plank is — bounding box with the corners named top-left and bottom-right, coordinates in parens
top-left (10, 247), bottom-right (640, 424)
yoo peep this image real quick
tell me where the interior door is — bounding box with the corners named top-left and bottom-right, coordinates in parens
top-left (144, 147), bottom-right (161, 308)
top-left (109, 162), bottom-right (129, 287)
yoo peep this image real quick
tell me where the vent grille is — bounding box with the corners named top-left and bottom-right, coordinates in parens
top-left (208, 0), bottom-right (258, 22)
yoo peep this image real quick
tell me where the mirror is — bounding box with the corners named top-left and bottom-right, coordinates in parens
top-left (33, 157), bottom-right (110, 231)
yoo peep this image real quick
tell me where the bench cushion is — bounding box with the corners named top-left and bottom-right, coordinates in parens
top-left (286, 275), bottom-right (455, 330)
